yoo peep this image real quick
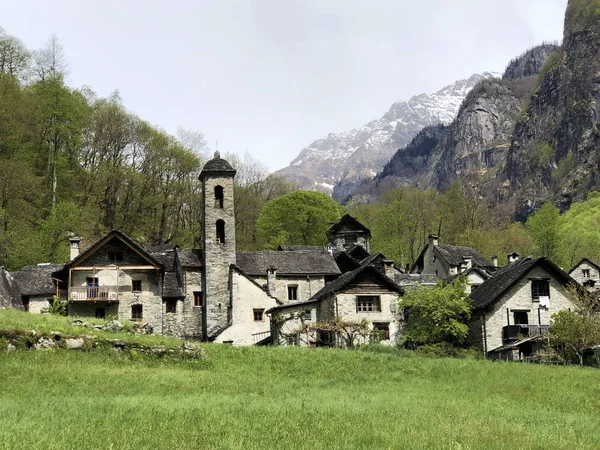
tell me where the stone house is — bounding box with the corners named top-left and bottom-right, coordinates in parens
top-left (411, 234), bottom-right (496, 281)
top-left (11, 263), bottom-right (64, 313)
top-left (569, 258), bottom-right (600, 291)
top-left (469, 256), bottom-right (577, 360)
top-left (268, 265), bottom-right (404, 347)
top-left (10, 152), bottom-right (346, 345)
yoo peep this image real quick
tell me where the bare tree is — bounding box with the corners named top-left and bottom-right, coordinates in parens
top-left (30, 33), bottom-right (69, 81)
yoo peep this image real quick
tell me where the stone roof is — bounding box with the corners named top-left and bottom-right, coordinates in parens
top-left (236, 251), bottom-right (341, 276)
top-left (310, 265), bottom-right (402, 302)
top-left (11, 263), bottom-right (63, 296)
top-left (394, 273), bottom-right (438, 287)
top-left (328, 214), bottom-right (371, 237)
top-left (333, 251), bottom-right (361, 273)
top-left (177, 248), bottom-right (202, 267)
top-left (162, 272), bottom-right (184, 298)
top-left (64, 229), bottom-right (163, 269)
top-left (0, 267), bottom-right (23, 310)
top-left (277, 245), bottom-right (326, 252)
top-left (470, 257), bottom-right (574, 310)
top-left (435, 244), bottom-right (491, 267)
top-left (445, 266), bottom-right (493, 284)
top-left (347, 245), bottom-right (370, 261)
top-left (148, 250), bottom-right (177, 272)
top-left (200, 152), bottom-right (236, 177)
top-left (145, 243), bottom-right (178, 253)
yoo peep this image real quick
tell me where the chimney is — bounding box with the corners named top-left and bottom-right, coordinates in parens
top-left (69, 236), bottom-right (81, 260)
top-left (383, 260), bottom-right (395, 279)
top-left (267, 266), bottom-right (277, 295)
top-left (428, 234), bottom-right (439, 247)
top-left (507, 252), bottom-right (519, 264)
top-left (462, 256), bottom-right (472, 271)
top-left (492, 256), bottom-right (498, 267)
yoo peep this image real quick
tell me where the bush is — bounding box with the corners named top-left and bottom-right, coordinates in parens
top-left (414, 343), bottom-right (482, 359)
top-left (48, 295), bottom-right (67, 316)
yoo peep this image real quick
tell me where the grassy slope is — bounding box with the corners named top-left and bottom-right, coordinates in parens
top-left (1, 310), bottom-right (600, 449)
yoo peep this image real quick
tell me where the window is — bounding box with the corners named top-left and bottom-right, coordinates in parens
top-left (253, 309), bottom-right (264, 321)
top-left (108, 251), bottom-right (124, 262)
top-left (584, 280), bottom-right (596, 288)
top-left (166, 299), bottom-right (177, 314)
top-left (214, 186), bottom-right (224, 208)
top-left (302, 310), bottom-right (312, 321)
top-left (531, 279), bottom-right (550, 300)
top-left (286, 335), bottom-right (296, 346)
top-left (193, 291), bottom-right (203, 307)
top-left (216, 219), bottom-right (225, 244)
top-left (86, 277), bottom-right (99, 299)
top-left (513, 311), bottom-right (529, 325)
top-left (373, 322), bottom-right (390, 340)
top-left (356, 296), bottom-right (381, 312)
top-left (95, 307), bottom-right (105, 319)
top-left (131, 304), bottom-right (143, 320)
top-left (288, 285), bottom-right (298, 301)
top-left (583, 269), bottom-right (591, 278)
top-left (132, 280), bottom-right (142, 293)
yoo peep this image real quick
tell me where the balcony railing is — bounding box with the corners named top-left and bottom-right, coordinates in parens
top-left (503, 324), bottom-right (550, 343)
top-left (70, 286), bottom-right (119, 302)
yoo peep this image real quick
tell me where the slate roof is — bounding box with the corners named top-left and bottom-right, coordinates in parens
top-left (360, 253), bottom-right (385, 268)
top-left (0, 267), bottom-right (23, 310)
top-left (236, 251), bottom-right (341, 276)
top-left (470, 257), bottom-right (574, 310)
top-left (347, 244), bottom-right (370, 261)
top-left (11, 264), bottom-right (63, 296)
top-left (309, 264), bottom-right (403, 302)
top-left (162, 272), bottom-right (184, 298)
top-left (333, 251), bottom-right (361, 273)
top-left (146, 243), bottom-right (178, 253)
top-left (177, 248), bottom-right (202, 267)
top-left (394, 273), bottom-right (438, 287)
top-left (277, 245), bottom-right (325, 252)
top-left (148, 250), bottom-right (177, 272)
top-left (435, 244), bottom-right (491, 267)
top-left (200, 152), bottom-right (236, 176)
top-left (64, 229), bottom-right (163, 269)
top-left (569, 258), bottom-right (600, 275)
top-left (328, 214), bottom-right (371, 237)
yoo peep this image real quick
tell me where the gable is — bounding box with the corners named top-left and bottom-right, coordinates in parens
top-left (341, 270), bottom-right (400, 295)
top-left (67, 231), bottom-right (162, 270)
top-left (328, 214), bottom-right (371, 237)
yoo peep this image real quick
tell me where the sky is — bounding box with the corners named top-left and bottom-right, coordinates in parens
top-left (1, 0), bottom-right (568, 172)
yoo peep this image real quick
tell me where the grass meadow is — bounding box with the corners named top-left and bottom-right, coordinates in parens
top-left (1, 310), bottom-right (600, 449)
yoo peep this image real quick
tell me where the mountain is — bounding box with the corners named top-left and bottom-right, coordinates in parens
top-left (275, 72), bottom-right (500, 197)
top-left (345, 44), bottom-right (558, 204)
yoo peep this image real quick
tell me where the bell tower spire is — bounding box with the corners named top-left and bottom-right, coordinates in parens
top-left (199, 152), bottom-right (236, 339)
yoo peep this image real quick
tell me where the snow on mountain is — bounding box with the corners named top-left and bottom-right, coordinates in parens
top-left (275, 72), bottom-right (501, 195)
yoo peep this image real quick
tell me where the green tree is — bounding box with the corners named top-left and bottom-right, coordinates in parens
top-left (550, 286), bottom-right (600, 365)
top-left (525, 202), bottom-right (561, 261)
top-left (256, 191), bottom-right (343, 249)
top-left (399, 277), bottom-right (471, 347)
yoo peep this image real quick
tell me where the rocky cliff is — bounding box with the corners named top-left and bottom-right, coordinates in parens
top-left (275, 73), bottom-right (499, 196)
top-left (0, 267), bottom-right (22, 310)
top-left (506, 1), bottom-right (600, 219)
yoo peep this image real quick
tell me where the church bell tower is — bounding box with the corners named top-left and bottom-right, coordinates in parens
top-left (199, 151), bottom-right (237, 339)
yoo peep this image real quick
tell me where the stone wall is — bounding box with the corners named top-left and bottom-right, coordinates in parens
top-left (570, 261), bottom-right (600, 286)
top-left (252, 275), bottom-right (326, 304)
top-left (29, 295), bottom-right (52, 314)
top-left (180, 268), bottom-right (203, 339)
top-left (271, 303), bottom-right (318, 347)
top-left (202, 173), bottom-right (236, 338)
top-left (481, 266), bottom-right (575, 352)
top-left (213, 269), bottom-right (278, 346)
top-left (422, 245), bottom-right (453, 279)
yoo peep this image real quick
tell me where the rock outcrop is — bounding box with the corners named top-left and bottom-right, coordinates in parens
top-left (0, 267), bottom-right (22, 310)
top-left (506, 1), bottom-right (600, 219)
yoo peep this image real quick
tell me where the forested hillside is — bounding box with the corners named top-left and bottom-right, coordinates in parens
top-left (0, 28), bottom-right (294, 271)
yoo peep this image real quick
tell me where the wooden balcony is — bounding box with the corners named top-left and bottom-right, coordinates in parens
top-left (70, 286), bottom-right (119, 302)
top-left (502, 324), bottom-right (550, 343)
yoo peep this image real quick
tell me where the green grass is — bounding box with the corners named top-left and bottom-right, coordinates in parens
top-left (1, 336), bottom-right (600, 449)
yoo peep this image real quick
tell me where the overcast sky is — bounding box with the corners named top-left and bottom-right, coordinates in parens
top-left (1, 0), bottom-right (568, 171)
